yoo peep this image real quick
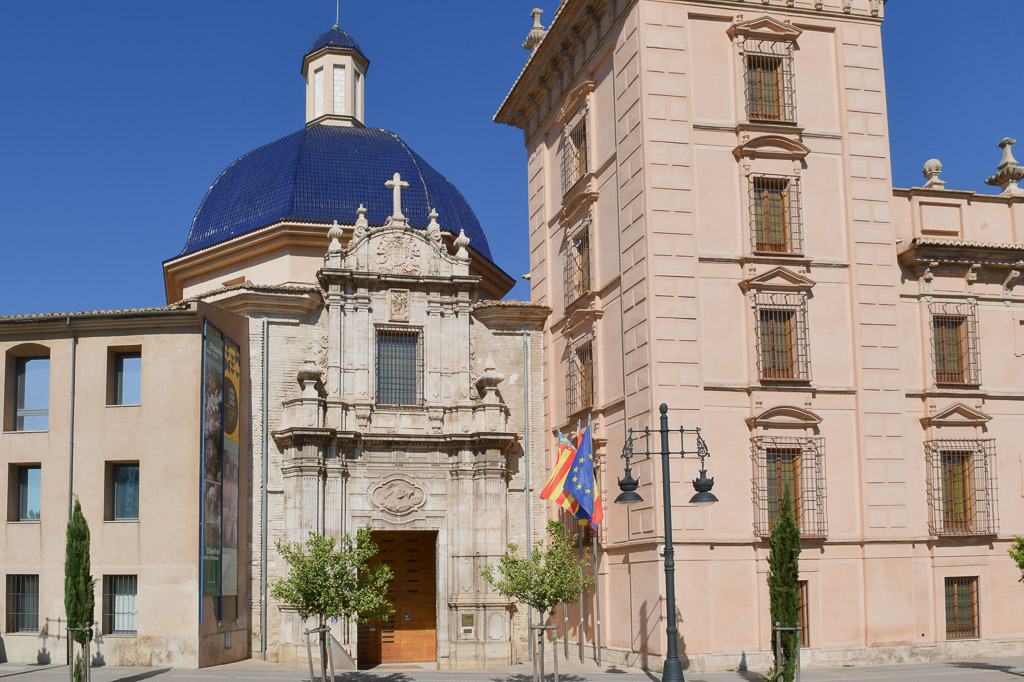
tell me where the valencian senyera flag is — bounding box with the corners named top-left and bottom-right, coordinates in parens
top-left (540, 432), bottom-right (579, 513)
top-left (540, 421), bottom-right (604, 529)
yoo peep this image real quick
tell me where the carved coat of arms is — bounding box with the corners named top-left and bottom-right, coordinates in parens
top-left (377, 235), bottom-right (421, 276)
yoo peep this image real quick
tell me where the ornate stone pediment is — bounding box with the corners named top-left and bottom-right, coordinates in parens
top-left (734, 135), bottom-right (811, 162)
top-left (921, 402), bottom-right (992, 428)
top-left (729, 16), bottom-right (803, 41)
top-left (556, 80), bottom-right (594, 126)
top-left (746, 405), bottom-right (823, 429)
top-left (371, 478), bottom-right (427, 516)
top-left (740, 266), bottom-right (815, 292)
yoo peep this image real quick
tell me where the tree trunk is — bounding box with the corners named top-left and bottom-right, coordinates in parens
top-left (319, 622), bottom-right (329, 682)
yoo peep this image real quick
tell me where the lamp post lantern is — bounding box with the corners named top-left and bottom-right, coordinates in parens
top-left (614, 403), bottom-right (719, 682)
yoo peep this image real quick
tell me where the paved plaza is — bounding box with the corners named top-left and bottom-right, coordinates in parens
top-left (3, 657), bottom-right (1024, 682)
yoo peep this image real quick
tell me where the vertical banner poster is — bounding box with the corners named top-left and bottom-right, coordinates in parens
top-left (221, 341), bottom-right (241, 596)
top-left (202, 328), bottom-right (225, 597)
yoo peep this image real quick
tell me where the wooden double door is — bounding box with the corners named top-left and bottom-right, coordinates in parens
top-left (358, 531), bottom-right (437, 667)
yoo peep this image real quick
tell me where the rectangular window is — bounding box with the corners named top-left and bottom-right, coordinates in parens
top-left (750, 175), bottom-right (802, 255)
top-left (930, 302), bottom-right (981, 385)
top-left (945, 577), bottom-right (979, 640)
top-left (375, 327), bottom-right (422, 406)
top-left (566, 336), bottom-right (595, 416)
top-left (926, 439), bottom-right (998, 536)
top-left (114, 352), bottom-right (142, 406)
top-left (560, 105), bottom-right (589, 195)
top-left (563, 226), bottom-right (592, 307)
top-left (5, 575), bottom-right (39, 633)
top-left (333, 65), bottom-right (346, 115)
top-left (754, 292), bottom-right (810, 382)
top-left (15, 357), bottom-right (49, 431)
top-left (103, 575), bottom-right (138, 635)
top-left (798, 580), bottom-right (810, 648)
top-left (16, 465), bottom-right (41, 521)
top-left (744, 39), bottom-right (796, 123)
top-left (753, 437), bottom-right (827, 537)
top-left (314, 68), bottom-right (324, 118)
top-left (112, 464), bottom-right (140, 521)
top-left (354, 71), bottom-right (362, 118)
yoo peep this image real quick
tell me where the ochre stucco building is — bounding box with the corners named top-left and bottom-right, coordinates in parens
top-left (496, 0), bottom-right (1024, 672)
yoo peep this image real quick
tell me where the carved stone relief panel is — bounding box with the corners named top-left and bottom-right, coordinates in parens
top-left (390, 289), bottom-right (411, 322)
top-left (371, 478), bottom-right (427, 515)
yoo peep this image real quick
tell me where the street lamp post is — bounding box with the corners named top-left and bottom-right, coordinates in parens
top-left (614, 403), bottom-right (718, 682)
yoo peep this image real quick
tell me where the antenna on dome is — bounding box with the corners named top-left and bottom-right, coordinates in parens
top-left (333, 0), bottom-right (340, 29)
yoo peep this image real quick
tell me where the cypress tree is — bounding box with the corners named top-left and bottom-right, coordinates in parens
top-left (767, 485), bottom-right (801, 682)
top-left (65, 498), bottom-right (95, 649)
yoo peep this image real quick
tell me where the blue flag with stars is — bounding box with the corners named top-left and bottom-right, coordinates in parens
top-left (570, 422), bottom-right (604, 529)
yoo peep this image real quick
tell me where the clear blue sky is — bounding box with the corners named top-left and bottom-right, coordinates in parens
top-left (0, 1), bottom-right (1020, 316)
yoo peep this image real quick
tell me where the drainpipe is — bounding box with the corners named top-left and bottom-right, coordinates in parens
top-left (67, 317), bottom-right (77, 519)
top-left (261, 318), bottom-right (269, 661)
top-left (523, 331), bottom-right (533, 661)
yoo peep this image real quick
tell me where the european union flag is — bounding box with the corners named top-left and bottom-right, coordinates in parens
top-left (570, 423), bottom-right (604, 529)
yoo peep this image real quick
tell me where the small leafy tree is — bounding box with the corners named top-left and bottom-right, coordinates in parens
top-left (482, 521), bottom-right (593, 680)
top-left (1008, 536), bottom-right (1024, 582)
top-left (767, 486), bottom-right (801, 682)
top-left (65, 498), bottom-right (95, 682)
top-left (272, 527), bottom-right (393, 679)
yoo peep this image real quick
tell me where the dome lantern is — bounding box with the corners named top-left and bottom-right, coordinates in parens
top-left (302, 25), bottom-right (369, 127)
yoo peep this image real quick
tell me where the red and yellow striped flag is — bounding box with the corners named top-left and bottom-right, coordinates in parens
top-left (540, 433), bottom-right (579, 512)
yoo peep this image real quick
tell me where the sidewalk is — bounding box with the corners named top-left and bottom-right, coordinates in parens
top-left (2, 656), bottom-right (1024, 681)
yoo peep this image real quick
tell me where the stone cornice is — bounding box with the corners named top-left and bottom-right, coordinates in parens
top-left (317, 267), bottom-right (481, 292)
top-left (898, 239), bottom-right (1024, 269)
top-left (472, 302), bottom-right (550, 329)
top-left (273, 427), bottom-right (518, 451)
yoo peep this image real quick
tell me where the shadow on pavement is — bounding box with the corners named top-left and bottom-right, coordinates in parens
top-left (109, 669), bottom-right (172, 682)
top-left (947, 661), bottom-right (1024, 678)
top-left (331, 675), bottom-right (415, 682)
top-left (488, 677), bottom-right (590, 682)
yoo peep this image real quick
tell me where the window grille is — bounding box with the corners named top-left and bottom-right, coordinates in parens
top-left (375, 326), bottom-right (423, 407)
top-left (929, 302), bottom-right (981, 386)
top-left (752, 436), bottom-right (827, 537)
top-left (563, 226), bottom-right (592, 307)
top-left (945, 577), bottom-right (979, 640)
top-left (744, 39), bottom-right (797, 123)
top-left (103, 575), bottom-right (138, 635)
top-left (749, 175), bottom-right (802, 255)
top-left (925, 439), bottom-right (998, 537)
top-left (754, 292), bottom-right (811, 382)
top-left (798, 580), bottom-right (810, 648)
top-left (5, 575), bottom-right (39, 633)
top-left (566, 335), bottom-right (595, 416)
top-left (561, 105), bottom-right (589, 195)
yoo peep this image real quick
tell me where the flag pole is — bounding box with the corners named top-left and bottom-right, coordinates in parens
top-left (563, 514), bottom-right (569, 661)
top-left (578, 522), bottom-right (585, 663)
top-left (593, 530), bottom-right (601, 666)
top-left (577, 420), bottom-right (584, 664)
top-left (591, 415), bottom-right (602, 667)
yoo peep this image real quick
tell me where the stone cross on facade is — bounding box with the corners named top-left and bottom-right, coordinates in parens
top-left (386, 172), bottom-right (410, 221)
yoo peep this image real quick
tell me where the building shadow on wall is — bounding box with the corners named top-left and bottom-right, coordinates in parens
top-left (0, 635), bottom-right (6, 663)
top-left (947, 661), bottom-right (1024, 678)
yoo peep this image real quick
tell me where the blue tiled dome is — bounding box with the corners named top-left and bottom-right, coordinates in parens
top-left (305, 27), bottom-right (367, 63)
top-left (180, 125), bottom-right (493, 261)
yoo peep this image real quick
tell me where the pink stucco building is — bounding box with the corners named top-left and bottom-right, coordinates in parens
top-left (497, 0), bottom-right (1024, 671)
